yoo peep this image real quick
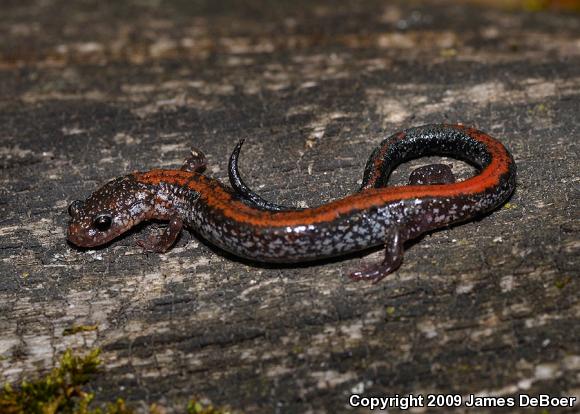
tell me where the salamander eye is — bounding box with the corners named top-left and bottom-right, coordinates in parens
top-left (93, 215), bottom-right (112, 231)
top-left (68, 200), bottom-right (84, 217)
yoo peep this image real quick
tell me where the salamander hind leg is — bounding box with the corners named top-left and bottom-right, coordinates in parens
top-left (350, 226), bottom-right (404, 283)
top-left (408, 164), bottom-right (455, 185)
top-left (137, 216), bottom-right (184, 253)
top-left (181, 147), bottom-right (207, 173)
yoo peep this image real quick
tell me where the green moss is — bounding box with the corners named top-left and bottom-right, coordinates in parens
top-left (523, 0), bottom-right (548, 11)
top-left (90, 399), bottom-right (134, 414)
top-left (187, 399), bottom-right (233, 414)
top-left (385, 305), bottom-right (402, 322)
top-left (0, 348), bottom-right (103, 414)
top-left (555, 276), bottom-right (572, 290)
top-left (1, 349), bottom-right (236, 414)
top-left (439, 48), bottom-right (458, 58)
top-left (291, 345), bottom-right (304, 354)
top-left (527, 103), bottom-right (550, 117)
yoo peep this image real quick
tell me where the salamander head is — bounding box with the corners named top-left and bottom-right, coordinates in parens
top-left (67, 175), bottom-right (154, 248)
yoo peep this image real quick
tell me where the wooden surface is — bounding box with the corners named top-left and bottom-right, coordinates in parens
top-left (1, 0), bottom-right (579, 412)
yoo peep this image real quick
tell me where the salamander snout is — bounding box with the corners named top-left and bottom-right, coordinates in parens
top-left (67, 175), bottom-right (153, 248)
top-left (67, 207), bottom-right (116, 248)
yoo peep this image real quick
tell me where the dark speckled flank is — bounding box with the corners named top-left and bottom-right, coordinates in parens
top-left (67, 124), bottom-right (516, 282)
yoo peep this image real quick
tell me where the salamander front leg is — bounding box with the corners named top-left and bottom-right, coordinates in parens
top-left (181, 147), bottom-right (207, 173)
top-left (350, 226), bottom-right (404, 283)
top-left (137, 216), bottom-right (184, 253)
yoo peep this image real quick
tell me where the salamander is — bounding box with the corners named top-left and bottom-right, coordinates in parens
top-left (67, 124), bottom-right (516, 282)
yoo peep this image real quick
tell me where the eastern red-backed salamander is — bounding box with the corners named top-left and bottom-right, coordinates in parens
top-left (67, 124), bottom-right (516, 282)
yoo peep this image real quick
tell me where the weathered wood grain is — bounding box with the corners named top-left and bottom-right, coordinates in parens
top-left (1, 0), bottom-right (579, 412)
